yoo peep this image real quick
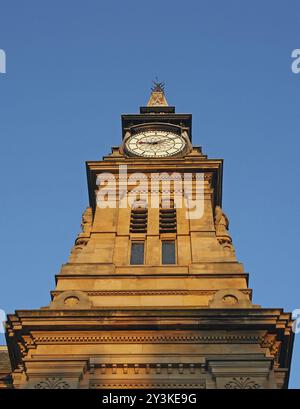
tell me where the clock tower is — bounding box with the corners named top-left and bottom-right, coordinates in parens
top-left (4, 84), bottom-right (294, 389)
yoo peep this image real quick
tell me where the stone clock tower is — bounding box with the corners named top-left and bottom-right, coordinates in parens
top-left (3, 84), bottom-right (294, 389)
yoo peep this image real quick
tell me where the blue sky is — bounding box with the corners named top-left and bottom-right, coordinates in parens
top-left (0, 0), bottom-right (299, 387)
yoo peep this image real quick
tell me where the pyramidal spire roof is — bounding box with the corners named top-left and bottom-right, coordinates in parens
top-left (147, 79), bottom-right (169, 107)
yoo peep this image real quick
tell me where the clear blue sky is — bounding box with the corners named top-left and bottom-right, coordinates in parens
top-left (0, 0), bottom-right (299, 387)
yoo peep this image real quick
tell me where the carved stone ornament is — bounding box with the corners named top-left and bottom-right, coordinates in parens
top-left (34, 377), bottom-right (70, 389)
top-left (209, 289), bottom-right (258, 309)
top-left (214, 205), bottom-right (234, 251)
top-left (261, 333), bottom-right (281, 367)
top-left (222, 295), bottom-right (238, 305)
top-left (49, 290), bottom-right (92, 310)
top-left (224, 377), bottom-right (261, 389)
top-left (81, 207), bottom-right (93, 233)
top-left (70, 207), bottom-right (93, 256)
top-left (64, 296), bottom-right (80, 306)
top-left (204, 172), bottom-right (213, 185)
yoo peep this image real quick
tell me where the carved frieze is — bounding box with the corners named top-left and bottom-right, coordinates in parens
top-left (33, 334), bottom-right (261, 344)
top-left (34, 377), bottom-right (70, 389)
top-left (224, 377), bottom-right (262, 389)
top-left (90, 382), bottom-right (206, 389)
top-left (50, 289), bottom-right (252, 298)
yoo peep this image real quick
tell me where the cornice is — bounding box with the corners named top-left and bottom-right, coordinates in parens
top-left (6, 308), bottom-right (293, 335)
top-left (50, 289), bottom-right (252, 299)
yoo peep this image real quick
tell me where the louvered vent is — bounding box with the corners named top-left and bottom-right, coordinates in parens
top-left (159, 208), bottom-right (177, 233)
top-left (130, 208), bottom-right (148, 233)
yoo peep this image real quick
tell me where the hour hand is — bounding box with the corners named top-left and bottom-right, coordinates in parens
top-left (138, 140), bottom-right (158, 145)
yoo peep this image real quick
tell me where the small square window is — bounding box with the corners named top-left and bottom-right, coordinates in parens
top-left (162, 241), bottom-right (176, 265)
top-left (130, 242), bottom-right (145, 265)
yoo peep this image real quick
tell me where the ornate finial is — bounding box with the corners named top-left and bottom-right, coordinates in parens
top-left (147, 77), bottom-right (168, 107)
top-left (151, 77), bottom-right (165, 93)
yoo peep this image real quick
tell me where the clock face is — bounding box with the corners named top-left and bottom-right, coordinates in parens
top-left (125, 131), bottom-right (186, 158)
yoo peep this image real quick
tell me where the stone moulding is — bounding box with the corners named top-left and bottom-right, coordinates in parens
top-left (50, 289), bottom-right (253, 298)
top-left (89, 382), bottom-right (206, 389)
top-left (33, 334), bottom-right (262, 344)
top-left (89, 363), bottom-right (205, 375)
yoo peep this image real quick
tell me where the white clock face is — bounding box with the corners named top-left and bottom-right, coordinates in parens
top-left (125, 131), bottom-right (186, 158)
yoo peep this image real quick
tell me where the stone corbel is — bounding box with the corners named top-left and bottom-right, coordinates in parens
top-left (18, 334), bottom-right (36, 358)
top-left (260, 333), bottom-right (281, 368)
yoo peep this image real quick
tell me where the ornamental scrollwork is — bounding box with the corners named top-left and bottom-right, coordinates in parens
top-left (224, 377), bottom-right (261, 389)
top-left (34, 377), bottom-right (70, 389)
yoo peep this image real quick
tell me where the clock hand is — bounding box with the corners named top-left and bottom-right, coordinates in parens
top-left (138, 141), bottom-right (160, 145)
top-left (138, 139), bottom-right (171, 145)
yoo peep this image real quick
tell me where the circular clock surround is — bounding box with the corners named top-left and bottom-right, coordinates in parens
top-left (125, 130), bottom-right (186, 158)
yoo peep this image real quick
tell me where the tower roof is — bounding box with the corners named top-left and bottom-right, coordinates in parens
top-left (147, 80), bottom-right (169, 107)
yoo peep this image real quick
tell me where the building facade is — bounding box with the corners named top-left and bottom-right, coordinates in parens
top-left (2, 85), bottom-right (294, 389)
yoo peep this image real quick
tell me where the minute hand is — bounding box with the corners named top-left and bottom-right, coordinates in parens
top-left (138, 139), bottom-right (169, 145)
